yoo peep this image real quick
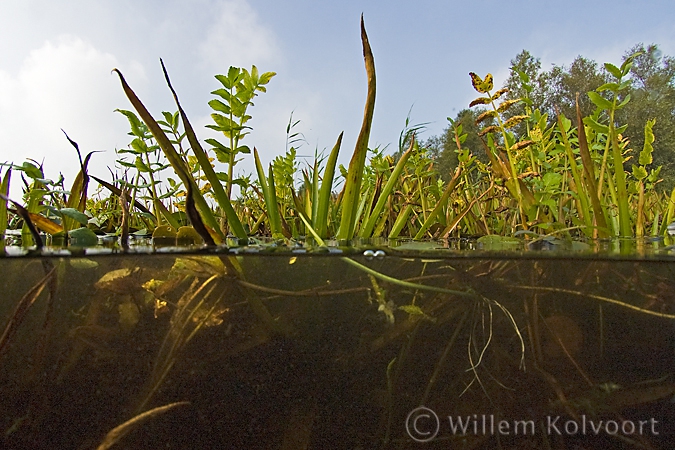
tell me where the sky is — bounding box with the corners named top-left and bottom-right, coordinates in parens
top-left (1, 0), bottom-right (674, 199)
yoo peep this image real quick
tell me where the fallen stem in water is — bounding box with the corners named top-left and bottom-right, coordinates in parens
top-left (511, 285), bottom-right (675, 319)
top-left (96, 401), bottom-right (189, 450)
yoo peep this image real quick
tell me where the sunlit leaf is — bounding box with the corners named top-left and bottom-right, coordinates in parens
top-left (469, 72), bottom-right (494, 93)
top-left (469, 97), bottom-right (491, 107)
top-left (491, 88), bottom-right (509, 100)
top-left (639, 119), bottom-right (655, 166)
top-left (478, 125), bottom-right (500, 137)
top-left (512, 140), bottom-right (534, 151)
top-left (604, 63), bottom-right (622, 79)
top-left (475, 110), bottom-right (497, 125)
top-left (632, 165), bottom-right (648, 180)
top-left (497, 99), bottom-right (520, 113)
top-left (502, 115), bottom-right (529, 129)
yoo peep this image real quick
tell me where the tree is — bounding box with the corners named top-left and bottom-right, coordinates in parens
top-left (618, 44), bottom-right (675, 189)
top-left (428, 109), bottom-right (490, 182)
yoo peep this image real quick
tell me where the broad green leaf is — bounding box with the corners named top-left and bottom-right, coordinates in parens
top-left (619, 79), bottom-right (632, 91)
top-left (205, 138), bottom-right (230, 153)
top-left (68, 227), bottom-right (99, 247)
top-left (210, 113), bottom-right (239, 131)
top-left (542, 172), bottom-right (562, 188)
top-left (135, 156), bottom-right (151, 172)
top-left (648, 166), bottom-right (662, 184)
top-left (130, 138), bottom-right (149, 154)
top-left (517, 70), bottom-right (530, 83)
top-left (632, 165), bottom-right (648, 180)
top-left (583, 116), bottom-right (609, 134)
top-left (59, 207), bottom-right (89, 225)
top-left (587, 91), bottom-right (612, 110)
top-left (616, 94), bottom-right (631, 109)
top-left (115, 109), bottom-right (145, 137)
top-left (208, 99), bottom-right (231, 114)
top-left (596, 82), bottom-right (619, 92)
top-left (259, 71), bottom-right (276, 85)
top-left (210, 88), bottom-right (231, 100)
top-left (21, 161), bottom-right (43, 179)
top-left (604, 63), bottom-right (622, 79)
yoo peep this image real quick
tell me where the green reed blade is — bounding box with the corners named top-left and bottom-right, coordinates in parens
top-left (316, 133), bottom-right (342, 238)
top-left (556, 112), bottom-right (593, 234)
top-left (388, 204), bottom-right (412, 239)
top-left (311, 160), bottom-right (319, 223)
top-left (0, 168), bottom-right (9, 251)
top-left (113, 68), bottom-right (224, 241)
top-left (160, 59), bottom-right (247, 239)
top-left (61, 132), bottom-right (94, 233)
top-left (359, 134), bottom-right (414, 238)
top-left (610, 120), bottom-right (631, 238)
top-left (665, 186), bottom-right (675, 233)
top-left (253, 148), bottom-right (283, 239)
top-left (414, 166), bottom-right (463, 240)
top-left (90, 175), bottom-right (164, 220)
top-left (337, 16), bottom-right (376, 241)
top-left (574, 97), bottom-right (610, 238)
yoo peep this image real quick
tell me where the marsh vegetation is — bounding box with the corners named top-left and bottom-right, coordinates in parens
top-left (2, 15), bottom-right (675, 450)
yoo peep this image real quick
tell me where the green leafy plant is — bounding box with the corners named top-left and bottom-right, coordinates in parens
top-left (206, 66), bottom-right (276, 201)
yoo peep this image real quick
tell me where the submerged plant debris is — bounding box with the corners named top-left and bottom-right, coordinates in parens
top-left (1, 247), bottom-right (675, 449)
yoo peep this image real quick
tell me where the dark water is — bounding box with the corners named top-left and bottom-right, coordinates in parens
top-left (2, 249), bottom-right (675, 449)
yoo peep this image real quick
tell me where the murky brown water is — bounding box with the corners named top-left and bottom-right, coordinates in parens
top-left (2, 249), bottom-right (675, 449)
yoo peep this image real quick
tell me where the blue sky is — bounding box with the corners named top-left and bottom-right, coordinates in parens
top-left (1, 0), bottom-right (673, 198)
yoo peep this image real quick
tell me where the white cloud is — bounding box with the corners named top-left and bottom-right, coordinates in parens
top-left (198, 0), bottom-right (281, 70)
top-left (0, 35), bottom-right (145, 198)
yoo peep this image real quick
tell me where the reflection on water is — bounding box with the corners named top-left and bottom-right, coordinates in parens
top-left (1, 250), bottom-right (675, 449)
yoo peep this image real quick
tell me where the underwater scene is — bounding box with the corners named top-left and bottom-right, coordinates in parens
top-left (2, 245), bottom-right (675, 450)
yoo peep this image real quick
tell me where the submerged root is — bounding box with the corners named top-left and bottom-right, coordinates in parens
top-left (462, 295), bottom-right (526, 400)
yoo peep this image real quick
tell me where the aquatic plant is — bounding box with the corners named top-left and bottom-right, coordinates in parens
top-left (0, 16), bottom-right (671, 251)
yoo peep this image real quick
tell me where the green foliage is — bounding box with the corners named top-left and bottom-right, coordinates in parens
top-left (206, 65), bottom-right (276, 200)
top-left (4, 24), bottom-right (675, 252)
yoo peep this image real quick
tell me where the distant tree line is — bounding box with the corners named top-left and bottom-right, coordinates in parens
top-left (426, 44), bottom-right (675, 190)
